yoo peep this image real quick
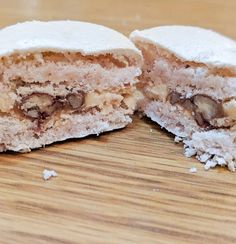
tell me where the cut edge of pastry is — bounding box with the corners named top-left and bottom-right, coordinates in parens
top-left (131, 26), bottom-right (236, 171)
top-left (0, 21), bottom-right (143, 152)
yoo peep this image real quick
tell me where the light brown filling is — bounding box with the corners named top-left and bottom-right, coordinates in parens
top-left (1, 52), bottom-right (131, 69)
top-left (0, 87), bottom-right (136, 122)
top-left (144, 84), bottom-right (236, 129)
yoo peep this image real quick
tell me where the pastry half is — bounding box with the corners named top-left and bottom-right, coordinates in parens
top-left (0, 20), bottom-right (142, 152)
top-left (130, 26), bottom-right (236, 171)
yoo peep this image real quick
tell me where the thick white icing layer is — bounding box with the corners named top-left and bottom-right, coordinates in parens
top-left (130, 25), bottom-right (236, 68)
top-left (0, 20), bottom-right (142, 62)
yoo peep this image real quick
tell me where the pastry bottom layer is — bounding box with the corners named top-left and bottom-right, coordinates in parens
top-left (142, 99), bottom-right (236, 171)
top-left (141, 100), bottom-right (200, 137)
top-left (0, 108), bottom-right (131, 152)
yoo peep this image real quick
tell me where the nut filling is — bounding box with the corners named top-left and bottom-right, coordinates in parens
top-left (66, 93), bottom-right (85, 109)
top-left (16, 90), bottom-right (133, 123)
top-left (168, 92), bottom-right (229, 128)
top-left (20, 93), bottom-right (62, 119)
top-left (19, 91), bottom-right (86, 121)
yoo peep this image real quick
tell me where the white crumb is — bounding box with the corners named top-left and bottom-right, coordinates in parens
top-left (227, 161), bottom-right (236, 172)
top-left (149, 129), bottom-right (153, 133)
top-left (189, 167), bottom-right (197, 173)
top-left (184, 147), bottom-right (197, 157)
top-left (185, 92), bottom-right (193, 98)
top-left (152, 188), bottom-right (159, 192)
top-left (204, 160), bottom-right (217, 171)
top-left (225, 153), bottom-right (233, 162)
top-left (213, 156), bottom-right (226, 166)
top-left (43, 169), bottom-right (58, 181)
top-left (174, 136), bottom-right (183, 143)
top-left (197, 153), bottom-right (211, 163)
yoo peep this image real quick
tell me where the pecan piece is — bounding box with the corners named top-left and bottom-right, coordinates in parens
top-left (193, 111), bottom-right (206, 127)
top-left (66, 92), bottom-right (85, 109)
top-left (182, 99), bottom-right (194, 112)
top-left (169, 92), bottom-right (182, 105)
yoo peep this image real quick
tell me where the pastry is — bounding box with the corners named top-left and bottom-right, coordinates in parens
top-left (0, 20), bottom-right (142, 152)
top-left (130, 25), bottom-right (236, 171)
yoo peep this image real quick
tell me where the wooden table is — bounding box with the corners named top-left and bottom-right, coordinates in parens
top-left (0, 1), bottom-right (236, 243)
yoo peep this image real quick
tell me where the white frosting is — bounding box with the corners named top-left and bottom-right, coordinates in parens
top-left (0, 20), bottom-right (141, 62)
top-left (130, 25), bottom-right (236, 68)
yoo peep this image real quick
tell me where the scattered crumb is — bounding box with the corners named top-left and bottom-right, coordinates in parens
top-left (174, 136), bottom-right (183, 143)
top-left (152, 188), bottom-right (159, 192)
top-left (189, 167), bottom-right (197, 173)
top-left (149, 129), bottom-right (153, 133)
top-left (43, 169), bottom-right (58, 181)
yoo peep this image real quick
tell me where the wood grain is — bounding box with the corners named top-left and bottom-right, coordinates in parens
top-left (0, 0), bottom-right (236, 243)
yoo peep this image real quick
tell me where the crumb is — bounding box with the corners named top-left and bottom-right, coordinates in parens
top-left (19, 148), bottom-right (31, 153)
top-left (184, 147), bottom-right (197, 157)
top-left (152, 188), bottom-right (159, 192)
top-left (204, 160), bottom-right (217, 171)
top-left (189, 167), bottom-right (197, 173)
top-left (197, 153), bottom-right (211, 163)
top-left (213, 156), bottom-right (226, 166)
top-left (227, 161), bottom-right (236, 172)
top-left (43, 169), bottom-right (58, 181)
top-left (149, 129), bottom-right (153, 133)
top-left (174, 136), bottom-right (183, 143)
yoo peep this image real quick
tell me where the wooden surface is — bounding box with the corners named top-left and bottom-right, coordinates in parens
top-left (0, 0), bottom-right (236, 243)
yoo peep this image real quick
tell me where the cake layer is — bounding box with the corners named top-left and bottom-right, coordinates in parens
top-left (0, 108), bottom-right (131, 152)
top-left (184, 129), bottom-right (236, 171)
top-left (130, 25), bottom-right (236, 68)
top-left (141, 100), bottom-right (200, 137)
top-left (0, 52), bottom-right (141, 88)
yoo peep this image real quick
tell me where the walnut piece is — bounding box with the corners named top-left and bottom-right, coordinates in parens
top-left (223, 99), bottom-right (236, 120)
top-left (193, 95), bottom-right (223, 122)
top-left (0, 93), bottom-right (16, 112)
top-left (145, 84), bottom-right (168, 101)
top-left (123, 90), bottom-right (144, 110)
top-left (20, 93), bottom-right (60, 119)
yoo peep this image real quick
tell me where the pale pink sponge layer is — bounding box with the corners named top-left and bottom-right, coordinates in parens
top-left (131, 26), bottom-right (236, 171)
top-left (0, 21), bottom-right (142, 152)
